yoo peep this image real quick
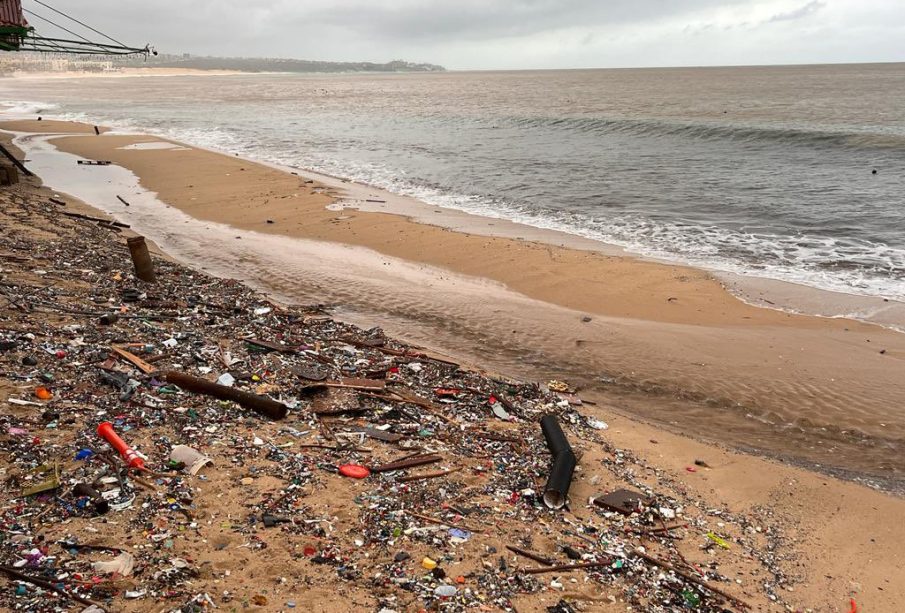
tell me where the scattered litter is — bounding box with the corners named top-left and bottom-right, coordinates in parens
top-left (170, 445), bottom-right (213, 475)
top-left (0, 191), bottom-right (787, 612)
top-left (92, 552), bottom-right (135, 576)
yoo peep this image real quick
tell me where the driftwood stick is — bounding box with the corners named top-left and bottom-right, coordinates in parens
top-left (397, 468), bottom-right (460, 483)
top-left (0, 565), bottom-right (104, 608)
top-left (506, 545), bottom-right (555, 566)
top-left (0, 143), bottom-right (33, 176)
top-left (521, 560), bottom-right (611, 575)
top-left (370, 454), bottom-right (441, 473)
top-left (296, 443), bottom-right (372, 453)
top-left (60, 210), bottom-right (129, 228)
top-left (633, 549), bottom-right (750, 609)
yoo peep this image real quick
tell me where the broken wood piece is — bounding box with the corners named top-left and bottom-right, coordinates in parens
top-left (505, 545), bottom-right (555, 566)
top-left (341, 425), bottom-right (402, 442)
top-left (633, 548), bottom-right (750, 609)
top-left (126, 235), bottom-right (156, 283)
top-left (296, 443), bottom-right (372, 453)
top-left (0, 565), bottom-right (103, 608)
top-left (313, 406), bottom-right (369, 417)
top-left (110, 345), bottom-right (157, 374)
top-left (60, 210), bottom-right (129, 228)
top-left (385, 388), bottom-right (458, 425)
top-left (370, 453), bottom-right (441, 473)
top-left (326, 378), bottom-right (387, 391)
top-left (340, 377), bottom-right (386, 390)
top-left (397, 467), bottom-right (460, 483)
top-left (339, 338), bottom-right (460, 368)
top-left (77, 159), bottom-right (111, 165)
top-left (0, 253), bottom-right (31, 263)
top-left (0, 143), bottom-right (33, 176)
top-left (162, 370), bottom-right (289, 420)
top-left (244, 338), bottom-right (301, 353)
top-left (521, 560), bottom-right (611, 575)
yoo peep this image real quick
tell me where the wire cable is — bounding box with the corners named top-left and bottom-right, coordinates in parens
top-left (31, 0), bottom-right (129, 48)
top-left (23, 8), bottom-right (93, 43)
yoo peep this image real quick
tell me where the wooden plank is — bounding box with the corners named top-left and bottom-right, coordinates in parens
top-left (110, 345), bottom-right (157, 374)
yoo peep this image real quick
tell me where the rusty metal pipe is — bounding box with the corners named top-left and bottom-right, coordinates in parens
top-left (162, 371), bottom-right (288, 420)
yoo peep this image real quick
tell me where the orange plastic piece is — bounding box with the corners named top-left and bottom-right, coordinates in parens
top-left (97, 421), bottom-right (145, 470)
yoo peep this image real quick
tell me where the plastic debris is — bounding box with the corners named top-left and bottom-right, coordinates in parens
top-left (92, 552), bottom-right (135, 576)
top-left (170, 445), bottom-right (213, 475)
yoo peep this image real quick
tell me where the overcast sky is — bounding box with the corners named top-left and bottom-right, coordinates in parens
top-left (27, 0), bottom-right (905, 70)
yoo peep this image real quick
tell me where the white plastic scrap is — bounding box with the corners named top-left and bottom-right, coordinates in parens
top-left (216, 372), bottom-right (236, 387)
top-left (92, 552), bottom-right (135, 576)
top-left (588, 418), bottom-right (609, 430)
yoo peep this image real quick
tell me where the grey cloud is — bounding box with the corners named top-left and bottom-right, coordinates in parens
top-left (38, 0), bottom-right (750, 49)
top-left (297, 0), bottom-right (753, 42)
top-left (21, 0), bottom-right (905, 69)
top-left (767, 0), bottom-right (826, 23)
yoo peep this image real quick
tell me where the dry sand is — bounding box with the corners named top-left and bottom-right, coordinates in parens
top-left (2, 125), bottom-right (904, 610)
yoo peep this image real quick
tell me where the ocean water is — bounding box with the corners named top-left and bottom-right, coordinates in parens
top-left (2, 64), bottom-right (905, 300)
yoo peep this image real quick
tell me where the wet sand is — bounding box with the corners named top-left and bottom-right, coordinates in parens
top-left (5, 122), bottom-right (905, 611)
top-left (6, 121), bottom-right (901, 485)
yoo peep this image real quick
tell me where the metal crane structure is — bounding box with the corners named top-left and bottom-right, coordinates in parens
top-left (0, 0), bottom-right (153, 56)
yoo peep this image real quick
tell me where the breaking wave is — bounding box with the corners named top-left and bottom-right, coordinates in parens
top-left (496, 115), bottom-right (905, 150)
top-left (0, 100), bottom-right (59, 116)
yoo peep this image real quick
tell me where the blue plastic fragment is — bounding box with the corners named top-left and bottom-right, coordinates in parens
top-left (448, 528), bottom-right (471, 540)
top-left (75, 448), bottom-right (94, 460)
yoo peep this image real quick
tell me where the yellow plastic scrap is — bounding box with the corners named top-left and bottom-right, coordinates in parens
top-left (547, 380), bottom-right (570, 393)
top-left (421, 557), bottom-right (438, 570)
top-left (706, 532), bottom-right (731, 549)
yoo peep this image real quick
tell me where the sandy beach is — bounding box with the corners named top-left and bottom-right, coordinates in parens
top-left (2, 122), bottom-right (905, 611)
top-left (5, 120), bottom-right (904, 483)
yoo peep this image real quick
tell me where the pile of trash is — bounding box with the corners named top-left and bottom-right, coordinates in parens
top-left (0, 185), bottom-right (793, 611)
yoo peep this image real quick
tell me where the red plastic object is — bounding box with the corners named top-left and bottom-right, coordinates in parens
top-left (97, 421), bottom-right (145, 470)
top-left (339, 464), bottom-right (370, 479)
top-left (850, 599), bottom-right (858, 613)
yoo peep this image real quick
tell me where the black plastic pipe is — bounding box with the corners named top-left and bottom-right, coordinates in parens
top-left (540, 414), bottom-right (577, 509)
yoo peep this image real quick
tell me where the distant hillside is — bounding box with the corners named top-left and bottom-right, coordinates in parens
top-left (140, 56), bottom-right (445, 73)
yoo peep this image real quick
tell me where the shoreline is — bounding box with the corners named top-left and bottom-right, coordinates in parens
top-left (10, 118), bottom-right (905, 329)
top-left (4, 119), bottom-right (905, 492)
top-left (0, 67), bottom-right (252, 80)
top-left (3, 128), bottom-right (905, 612)
top-left (5, 110), bottom-right (903, 333)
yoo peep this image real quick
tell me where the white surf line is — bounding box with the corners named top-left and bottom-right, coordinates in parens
top-left (11, 131), bottom-right (563, 316)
